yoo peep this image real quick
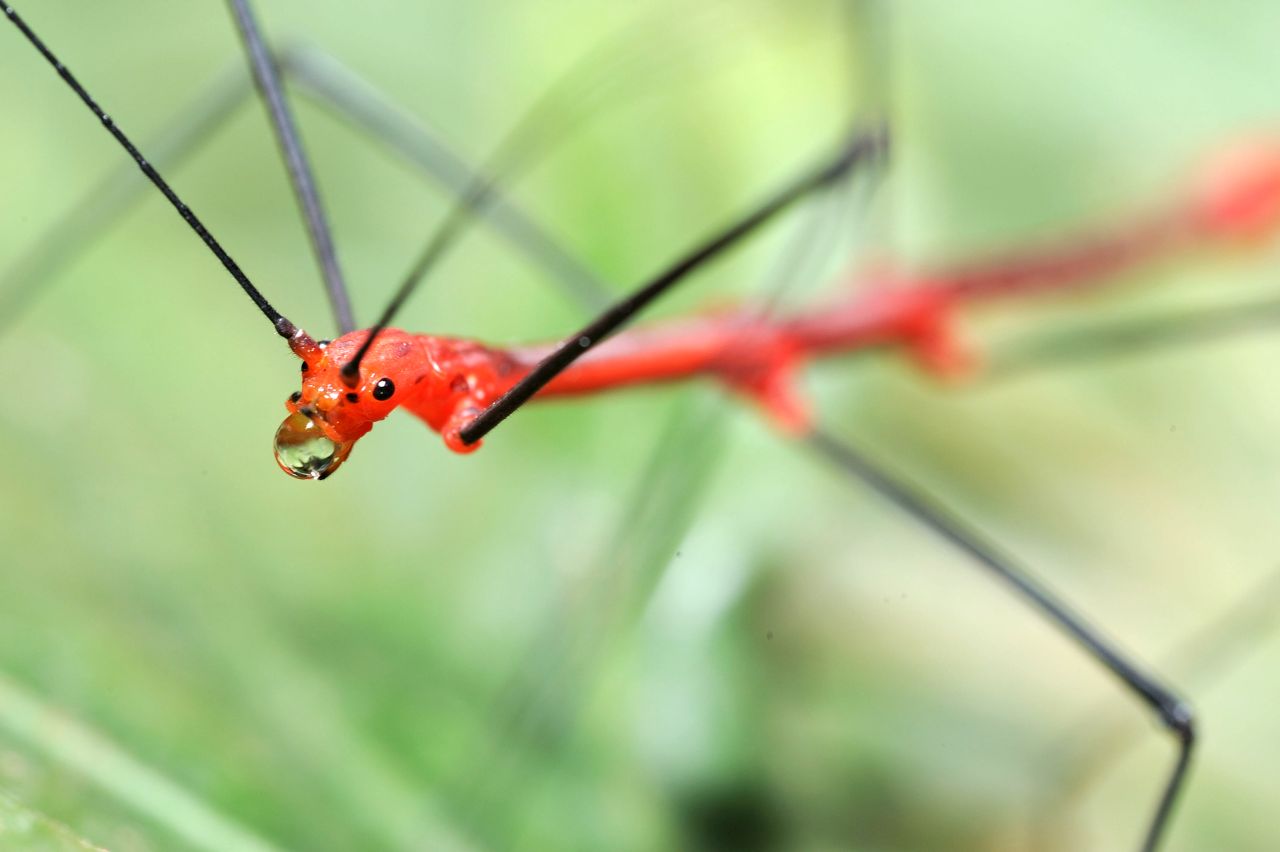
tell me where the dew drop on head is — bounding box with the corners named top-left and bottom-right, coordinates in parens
top-left (273, 412), bottom-right (351, 480)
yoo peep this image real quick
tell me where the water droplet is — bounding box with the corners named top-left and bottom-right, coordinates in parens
top-left (273, 412), bottom-right (353, 480)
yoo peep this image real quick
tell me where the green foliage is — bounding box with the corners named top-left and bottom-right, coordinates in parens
top-left (1, 1), bottom-right (1279, 850)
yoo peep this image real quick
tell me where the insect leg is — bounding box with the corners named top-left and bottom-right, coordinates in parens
top-left (226, 0), bottom-right (354, 334)
top-left (342, 0), bottom-right (797, 377)
top-left (988, 295), bottom-right (1280, 379)
top-left (805, 427), bottom-right (1194, 852)
top-left (1033, 565), bottom-right (1280, 849)
top-left (0, 64), bottom-right (251, 336)
top-left (277, 43), bottom-right (612, 313)
top-left (459, 124), bottom-right (889, 445)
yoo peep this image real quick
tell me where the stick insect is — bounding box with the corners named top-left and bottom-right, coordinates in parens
top-left (1, 2), bottom-right (1278, 851)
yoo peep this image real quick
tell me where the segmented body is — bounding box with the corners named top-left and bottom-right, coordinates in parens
top-left (287, 287), bottom-right (957, 459)
top-left (278, 144), bottom-right (1280, 479)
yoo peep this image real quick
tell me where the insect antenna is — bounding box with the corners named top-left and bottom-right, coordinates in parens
top-left (227, 0), bottom-right (355, 334)
top-left (2, 4), bottom-right (306, 346)
top-left (0, 66), bottom-right (251, 338)
top-left (0, 37), bottom-right (622, 340)
top-left (805, 427), bottom-right (1194, 852)
top-left (340, 0), bottom-right (765, 384)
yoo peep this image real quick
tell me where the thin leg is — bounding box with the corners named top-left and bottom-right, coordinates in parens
top-left (340, 0), bottom-right (848, 377)
top-left (805, 427), bottom-right (1195, 852)
top-left (278, 43), bottom-right (612, 313)
top-left (457, 124), bottom-right (889, 444)
top-left (0, 65), bottom-right (251, 336)
top-left (1035, 565), bottom-right (1280, 849)
top-left (227, 0), bottom-right (355, 334)
top-left (989, 295), bottom-right (1280, 379)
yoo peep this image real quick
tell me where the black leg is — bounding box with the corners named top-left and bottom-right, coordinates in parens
top-left (457, 125), bottom-right (889, 444)
top-left (278, 43), bottom-right (613, 313)
top-left (805, 427), bottom-right (1195, 852)
top-left (227, 0), bottom-right (355, 334)
top-left (989, 295), bottom-right (1280, 380)
top-left (1035, 565), bottom-right (1280, 848)
top-left (0, 39), bottom-right (620, 338)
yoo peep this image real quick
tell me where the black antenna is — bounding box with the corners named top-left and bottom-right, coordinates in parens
top-left (340, 147), bottom-right (517, 384)
top-left (2, 4), bottom-right (302, 342)
top-left (457, 124), bottom-right (888, 445)
top-left (337, 55), bottom-right (600, 384)
top-left (0, 66), bottom-right (251, 338)
top-left (227, 0), bottom-right (355, 334)
top-left (340, 1), bottom-right (747, 384)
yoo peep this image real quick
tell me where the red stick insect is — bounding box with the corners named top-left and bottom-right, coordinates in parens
top-left (3, 2), bottom-right (1280, 850)
top-left (276, 143), bottom-right (1280, 476)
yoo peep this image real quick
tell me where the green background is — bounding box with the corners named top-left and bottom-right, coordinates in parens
top-left (1, 1), bottom-right (1279, 849)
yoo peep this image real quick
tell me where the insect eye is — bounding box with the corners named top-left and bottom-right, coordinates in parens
top-left (373, 378), bottom-right (395, 401)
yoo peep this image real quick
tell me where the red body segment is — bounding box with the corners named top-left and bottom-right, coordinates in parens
top-left (287, 283), bottom-right (961, 459)
top-left (278, 139), bottom-right (1280, 475)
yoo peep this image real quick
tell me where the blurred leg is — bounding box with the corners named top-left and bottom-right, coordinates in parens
top-left (227, 0), bottom-right (354, 333)
top-left (0, 65), bottom-right (251, 335)
top-left (806, 427), bottom-right (1194, 852)
top-left (279, 43), bottom-right (614, 313)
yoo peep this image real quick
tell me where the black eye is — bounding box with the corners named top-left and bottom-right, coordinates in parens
top-left (289, 391), bottom-right (302, 403)
top-left (373, 378), bottom-right (395, 401)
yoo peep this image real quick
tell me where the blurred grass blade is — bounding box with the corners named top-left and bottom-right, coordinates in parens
top-left (0, 671), bottom-right (283, 852)
top-left (0, 790), bottom-right (108, 852)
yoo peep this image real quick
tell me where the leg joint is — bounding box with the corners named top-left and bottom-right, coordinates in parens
top-left (1158, 696), bottom-right (1196, 746)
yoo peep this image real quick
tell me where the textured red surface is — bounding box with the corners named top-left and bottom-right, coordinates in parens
top-left (281, 140), bottom-right (1280, 469)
